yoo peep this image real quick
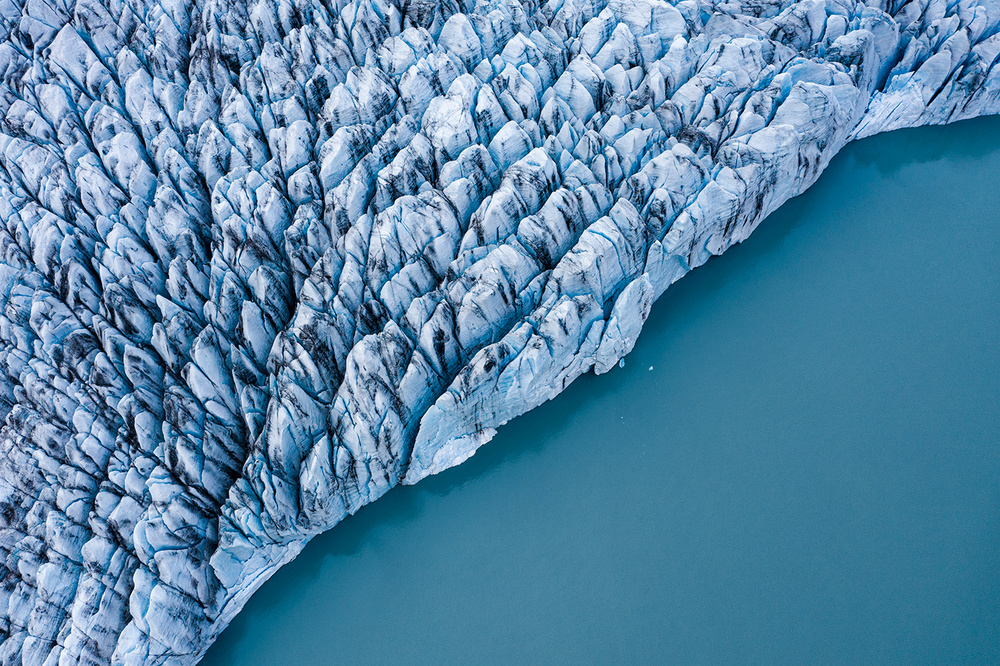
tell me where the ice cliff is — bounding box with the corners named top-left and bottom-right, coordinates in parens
top-left (0, 0), bottom-right (997, 659)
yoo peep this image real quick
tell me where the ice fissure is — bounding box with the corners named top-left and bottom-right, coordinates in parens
top-left (0, 0), bottom-right (997, 660)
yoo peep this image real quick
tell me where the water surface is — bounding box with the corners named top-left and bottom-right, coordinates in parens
top-left (205, 117), bottom-right (1000, 664)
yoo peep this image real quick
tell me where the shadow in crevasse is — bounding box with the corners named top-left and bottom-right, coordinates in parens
top-left (851, 114), bottom-right (1000, 175)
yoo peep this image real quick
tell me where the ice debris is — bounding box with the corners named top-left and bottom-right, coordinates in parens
top-left (0, 0), bottom-right (998, 661)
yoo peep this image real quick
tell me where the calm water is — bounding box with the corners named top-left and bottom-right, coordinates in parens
top-left (204, 117), bottom-right (1000, 665)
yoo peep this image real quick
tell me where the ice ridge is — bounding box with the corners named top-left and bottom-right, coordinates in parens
top-left (0, 0), bottom-right (997, 661)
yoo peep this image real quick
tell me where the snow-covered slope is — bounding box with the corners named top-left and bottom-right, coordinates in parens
top-left (0, 0), bottom-right (997, 661)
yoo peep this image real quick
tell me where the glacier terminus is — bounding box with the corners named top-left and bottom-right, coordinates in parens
top-left (0, 0), bottom-right (998, 661)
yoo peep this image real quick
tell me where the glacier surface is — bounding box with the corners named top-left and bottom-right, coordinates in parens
top-left (0, 0), bottom-right (997, 660)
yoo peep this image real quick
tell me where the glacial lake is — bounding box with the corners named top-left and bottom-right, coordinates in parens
top-left (204, 116), bottom-right (1000, 665)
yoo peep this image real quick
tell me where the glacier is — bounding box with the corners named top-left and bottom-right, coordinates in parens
top-left (0, 0), bottom-right (997, 660)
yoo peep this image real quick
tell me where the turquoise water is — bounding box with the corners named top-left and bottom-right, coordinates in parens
top-left (204, 117), bottom-right (1000, 665)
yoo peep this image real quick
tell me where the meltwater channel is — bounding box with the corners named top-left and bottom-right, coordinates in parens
top-left (204, 117), bottom-right (1000, 664)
